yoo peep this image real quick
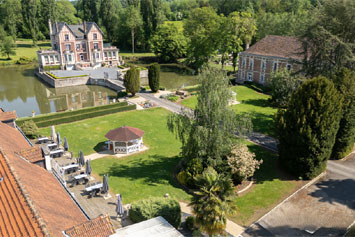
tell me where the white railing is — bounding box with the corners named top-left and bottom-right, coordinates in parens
top-left (51, 159), bottom-right (66, 185)
top-left (114, 144), bottom-right (140, 154)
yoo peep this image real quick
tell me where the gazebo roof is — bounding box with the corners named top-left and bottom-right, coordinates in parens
top-left (105, 126), bottom-right (144, 142)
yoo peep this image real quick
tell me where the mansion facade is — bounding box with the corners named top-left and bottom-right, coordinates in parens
top-left (237, 35), bottom-right (303, 85)
top-left (37, 20), bottom-right (122, 70)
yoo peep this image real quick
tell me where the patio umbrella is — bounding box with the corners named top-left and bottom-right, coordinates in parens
top-left (63, 137), bottom-right (69, 151)
top-left (51, 126), bottom-right (56, 141)
top-left (116, 194), bottom-right (124, 216)
top-left (57, 131), bottom-right (61, 145)
top-left (79, 151), bottom-right (85, 167)
top-left (85, 159), bottom-right (92, 176)
top-left (102, 174), bottom-right (109, 194)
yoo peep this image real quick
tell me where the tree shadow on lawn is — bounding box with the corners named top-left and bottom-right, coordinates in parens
top-left (238, 111), bottom-right (276, 137)
top-left (242, 98), bottom-right (272, 108)
top-left (105, 154), bottom-right (183, 189)
top-left (94, 141), bottom-right (107, 153)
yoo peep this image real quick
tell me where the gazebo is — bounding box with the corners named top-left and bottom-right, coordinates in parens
top-left (105, 126), bottom-right (144, 154)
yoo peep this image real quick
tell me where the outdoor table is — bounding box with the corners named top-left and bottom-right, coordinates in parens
top-left (74, 174), bottom-right (88, 185)
top-left (85, 182), bottom-right (103, 192)
top-left (62, 163), bottom-right (79, 174)
top-left (50, 149), bottom-right (64, 158)
top-left (38, 137), bottom-right (49, 144)
top-left (47, 143), bottom-right (57, 150)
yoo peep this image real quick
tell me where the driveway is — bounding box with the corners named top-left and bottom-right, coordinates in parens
top-left (242, 152), bottom-right (355, 236)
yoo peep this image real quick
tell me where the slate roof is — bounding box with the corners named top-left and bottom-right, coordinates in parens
top-left (16, 146), bottom-right (44, 163)
top-left (53, 22), bottom-right (102, 39)
top-left (0, 110), bottom-right (17, 121)
top-left (0, 150), bottom-right (44, 236)
top-left (242, 35), bottom-right (304, 60)
top-left (0, 122), bottom-right (88, 236)
top-left (64, 215), bottom-right (115, 237)
top-left (105, 126), bottom-right (144, 142)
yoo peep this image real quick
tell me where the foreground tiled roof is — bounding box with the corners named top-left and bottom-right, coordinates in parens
top-left (0, 122), bottom-right (87, 236)
top-left (0, 111), bottom-right (17, 121)
top-left (16, 146), bottom-right (44, 163)
top-left (0, 150), bottom-right (44, 236)
top-left (64, 215), bottom-right (115, 237)
top-left (105, 126), bottom-right (144, 142)
top-left (242, 35), bottom-right (303, 60)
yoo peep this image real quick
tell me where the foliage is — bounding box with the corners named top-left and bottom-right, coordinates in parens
top-left (168, 68), bottom-right (239, 169)
top-left (167, 95), bottom-right (179, 102)
top-left (1, 36), bottom-right (16, 59)
top-left (269, 69), bottom-right (305, 108)
top-left (125, 5), bottom-right (143, 54)
top-left (150, 23), bottom-right (187, 62)
top-left (124, 66), bottom-right (140, 96)
top-left (331, 68), bottom-right (355, 159)
top-left (46, 72), bottom-right (88, 79)
top-left (21, 0), bottom-right (40, 45)
top-left (301, 0), bottom-right (355, 77)
top-left (15, 56), bottom-right (32, 65)
top-left (129, 197), bottom-right (181, 228)
top-left (227, 143), bottom-right (262, 183)
top-left (184, 7), bottom-right (221, 69)
top-left (185, 216), bottom-right (195, 231)
top-left (148, 63), bottom-right (160, 92)
top-left (190, 167), bottom-right (236, 235)
top-left (275, 77), bottom-right (343, 179)
top-left (117, 91), bottom-right (127, 98)
top-left (99, 0), bottom-right (118, 42)
top-left (177, 171), bottom-right (189, 186)
top-left (43, 65), bottom-right (61, 71)
top-left (20, 120), bottom-right (40, 138)
top-left (82, 0), bottom-right (98, 22)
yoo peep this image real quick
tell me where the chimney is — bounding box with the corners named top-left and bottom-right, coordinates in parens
top-left (41, 145), bottom-right (52, 172)
top-left (55, 21), bottom-right (59, 33)
top-left (83, 21), bottom-right (87, 33)
top-left (48, 19), bottom-right (53, 35)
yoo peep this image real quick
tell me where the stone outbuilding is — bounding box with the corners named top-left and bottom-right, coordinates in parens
top-left (105, 126), bottom-right (144, 154)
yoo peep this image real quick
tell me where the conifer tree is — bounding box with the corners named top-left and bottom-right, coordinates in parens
top-left (148, 63), bottom-right (160, 92)
top-left (276, 77), bottom-right (343, 179)
top-left (124, 66), bottom-right (140, 96)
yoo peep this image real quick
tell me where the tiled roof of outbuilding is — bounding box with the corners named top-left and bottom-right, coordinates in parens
top-left (16, 146), bottom-right (44, 163)
top-left (242, 35), bottom-right (304, 60)
top-left (105, 126), bottom-right (144, 142)
top-left (0, 110), bottom-right (17, 121)
top-left (64, 215), bottom-right (115, 237)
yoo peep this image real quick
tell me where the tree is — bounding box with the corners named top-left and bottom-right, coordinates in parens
top-left (275, 77), bottom-right (343, 179)
top-left (1, 36), bottom-right (16, 59)
top-left (227, 143), bottom-right (262, 183)
top-left (140, 0), bottom-right (164, 48)
top-left (184, 7), bottom-right (221, 69)
top-left (124, 66), bottom-right (140, 96)
top-left (150, 23), bottom-right (187, 62)
top-left (331, 68), bottom-right (355, 159)
top-left (21, 0), bottom-right (40, 46)
top-left (269, 69), bottom-right (305, 108)
top-left (56, 0), bottom-right (81, 25)
top-left (240, 12), bottom-right (256, 49)
top-left (82, 0), bottom-right (98, 22)
top-left (126, 5), bottom-right (143, 54)
top-left (100, 0), bottom-right (119, 42)
top-left (301, 0), bottom-right (355, 77)
top-left (39, 0), bottom-right (56, 37)
top-left (0, 0), bottom-right (22, 38)
top-left (148, 63), bottom-right (160, 92)
top-left (189, 167), bottom-right (236, 236)
top-left (168, 68), bottom-right (239, 169)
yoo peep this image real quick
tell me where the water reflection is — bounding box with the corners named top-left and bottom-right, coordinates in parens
top-left (0, 65), bottom-right (116, 117)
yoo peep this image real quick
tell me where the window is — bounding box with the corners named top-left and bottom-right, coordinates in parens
top-left (50, 55), bottom-right (54, 63)
top-left (94, 43), bottom-right (99, 49)
top-left (241, 71), bottom-right (245, 81)
top-left (68, 55), bottom-right (72, 62)
top-left (261, 59), bottom-right (266, 71)
top-left (54, 44), bottom-right (57, 50)
top-left (44, 56), bottom-right (49, 64)
top-left (93, 33), bottom-right (97, 40)
top-left (55, 55), bottom-right (59, 62)
top-left (104, 52), bottom-right (107, 58)
top-left (108, 52), bottom-right (112, 57)
top-left (286, 64), bottom-right (292, 71)
top-left (248, 58), bottom-right (254, 70)
top-left (82, 42), bottom-right (86, 50)
top-left (65, 44), bottom-right (71, 51)
top-left (242, 57), bottom-right (246, 68)
top-left (247, 72), bottom-right (253, 81)
top-left (65, 34), bottom-right (69, 41)
top-left (273, 61), bottom-right (278, 72)
top-left (80, 54), bottom-right (84, 61)
top-left (76, 44), bottom-right (80, 50)
top-left (260, 74), bottom-right (265, 84)
top-left (96, 53), bottom-right (100, 59)
top-left (113, 51), bottom-right (116, 57)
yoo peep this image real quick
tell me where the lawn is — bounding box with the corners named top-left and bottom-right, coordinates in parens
top-left (39, 107), bottom-right (298, 225)
top-left (119, 51), bottom-right (155, 58)
top-left (181, 85), bottom-right (277, 136)
top-left (0, 39), bottom-right (51, 65)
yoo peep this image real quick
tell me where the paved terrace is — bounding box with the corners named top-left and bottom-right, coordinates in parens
top-left (51, 68), bottom-right (121, 80)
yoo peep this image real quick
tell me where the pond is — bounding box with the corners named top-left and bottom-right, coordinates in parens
top-left (0, 65), bottom-right (117, 117)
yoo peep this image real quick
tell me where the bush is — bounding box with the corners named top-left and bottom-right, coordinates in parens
top-left (124, 66), bottom-right (140, 96)
top-left (148, 63), bottom-right (160, 92)
top-left (20, 120), bottom-right (40, 138)
top-left (185, 216), bottom-right (195, 231)
top-left (167, 95), bottom-right (179, 102)
top-left (46, 72), bottom-right (88, 79)
top-left (117, 91), bottom-right (127, 98)
top-left (15, 56), bottom-right (33, 65)
top-left (177, 171), bottom-right (189, 186)
top-left (129, 197), bottom-right (181, 228)
top-left (43, 65), bottom-right (61, 71)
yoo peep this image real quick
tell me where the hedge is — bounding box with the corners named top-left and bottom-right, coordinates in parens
top-left (17, 102), bottom-right (136, 128)
top-left (43, 65), bottom-right (61, 71)
top-left (46, 72), bottom-right (88, 79)
top-left (129, 197), bottom-right (181, 228)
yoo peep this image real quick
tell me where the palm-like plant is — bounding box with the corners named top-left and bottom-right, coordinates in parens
top-left (189, 167), bottom-right (236, 236)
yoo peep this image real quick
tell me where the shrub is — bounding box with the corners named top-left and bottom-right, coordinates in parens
top-left (46, 72), bottom-right (88, 79)
top-left (177, 171), bottom-right (189, 186)
top-left (43, 65), bottom-right (61, 71)
top-left (124, 66), bottom-right (140, 96)
top-left (129, 197), bottom-right (181, 228)
top-left (185, 216), bottom-right (195, 231)
top-left (15, 56), bottom-right (33, 65)
top-left (167, 95), bottom-right (179, 102)
top-left (117, 91), bottom-right (127, 98)
top-left (20, 120), bottom-right (40, 138)
top-left (148, 63), bottom-right (160, 92)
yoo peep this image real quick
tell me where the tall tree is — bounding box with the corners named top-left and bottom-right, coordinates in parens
top-left (189, 167), bottom-right (236, 236)
top-left (1, 36), bottom-right (16, 59)
top-left (0, 0), bottom-right (22, 38)
top-left (184, 7), bottom-right (221, 69)
top-left (82, 0), bottom-right (98, 22)
top-left (39, 0), bottom-right (57, 38)
top-left (100, 0), bottom-right (119, 42)
top-left (125, 5), bottom-right (143, 54)
top-left (148, 63), bottom-right (160, 92)
top-left (140, 0), bottom-right (164, 48)
top-left (240, 12), bottom-right (256, 49)
top-left (276, 77), bottom-right (343, 179)
top-left (21, 0), bottom-right (40, 46)
top-left (168, 68), bottom-right (239, 169)
top-left (301, 0), bottom-right (355, 77)
top-left (331, 68), bottom-right (355, 159)
top-left (124, 66), bottom-right (140, 96)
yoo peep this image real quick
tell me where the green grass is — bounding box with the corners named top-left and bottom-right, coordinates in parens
top-left (0, 39), bottom-right (51, 65)
top-left (119, 51), bottom-right (155, 57)
top-left (208, 61), bottom-right (235, 72)
top-left (181, 85), bottom-right (277, 136)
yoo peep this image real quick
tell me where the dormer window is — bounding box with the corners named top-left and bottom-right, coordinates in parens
top-left (65, 34), bottom-right (69, 41)
top-left (93, 33), bottom-right (97, 40)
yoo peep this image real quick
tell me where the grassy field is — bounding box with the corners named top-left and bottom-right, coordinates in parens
top-left (119, 51), bottom-right (155, 57)
top-left (0, 39), bottom-right (51, 65)
top-left (181, 85), bottom-right (277, 136)
top-left (39, 107), bottom-right (299, 226)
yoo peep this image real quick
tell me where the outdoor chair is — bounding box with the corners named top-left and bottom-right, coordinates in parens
top-left (67, 175), bottom-right (74, 183)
